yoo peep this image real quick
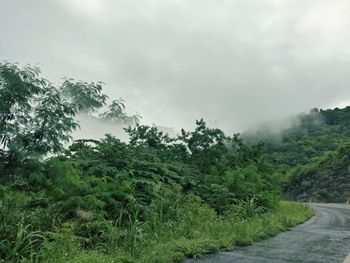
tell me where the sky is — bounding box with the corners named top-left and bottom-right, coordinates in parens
top-left (1, 0), bottom-right (350, 134)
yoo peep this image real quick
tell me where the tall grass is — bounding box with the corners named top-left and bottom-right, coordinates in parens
top-left (19, 201), bottom-right (312, 263)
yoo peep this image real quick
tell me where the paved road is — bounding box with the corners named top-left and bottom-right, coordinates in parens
top-left (184, 204), bottom-right (350, 263)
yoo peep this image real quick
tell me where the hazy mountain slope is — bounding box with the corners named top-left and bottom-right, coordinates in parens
top-left (245, 106), bottom-right (350, 202)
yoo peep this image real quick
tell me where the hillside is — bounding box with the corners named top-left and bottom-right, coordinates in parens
top-left (246, 107), bottom-right (350, 202)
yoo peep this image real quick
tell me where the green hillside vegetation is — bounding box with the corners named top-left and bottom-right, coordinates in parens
top-left (246, 107), bottom-right (350, 202)
top-left (0, 63), bottom-right (312, 262)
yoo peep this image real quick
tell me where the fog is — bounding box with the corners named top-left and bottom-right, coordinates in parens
top-left (1, 0), bottom-right (350, 135)
top-left (71, 113), bottom-right (130, 141)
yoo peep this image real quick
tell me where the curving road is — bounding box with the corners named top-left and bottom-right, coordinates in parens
top-left (184, 204), bottom-right (350, 263)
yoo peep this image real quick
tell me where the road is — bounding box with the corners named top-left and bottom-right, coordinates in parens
top-left (184, 203), bottom-right (350, 263)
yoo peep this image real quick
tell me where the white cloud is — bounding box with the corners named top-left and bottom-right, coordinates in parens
top-left (61, 0), bottom-right (105, 17)
top-left (1, 0), bottom-right (350, 133)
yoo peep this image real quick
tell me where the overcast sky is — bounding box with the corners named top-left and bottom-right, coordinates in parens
top-left (1, 0), bottom-right (350, 133)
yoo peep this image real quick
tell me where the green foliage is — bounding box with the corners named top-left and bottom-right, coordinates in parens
top-left (178, 119), bottom-right (231, 172)
top-left (100, 99), bottom-right (141, 126)
top-left (1, 118), bottom-right (282, 261)
top-left (246, 106), bottom-right (350, 202)
top-left (0, 189), bottom-right (46, 261)
top-left (286, 144), bottom-right (350, 202)
top-left (0, 62), bottom-right (142, 179)
top-left (123, 201), bottom-right (312, 263)
top-left (61, 79), bottom-right (108, 113)
top-left (0, 63), bottom-right (284, 262)
top-left (199, 164), bottom-right (280, 213)
top-left (0, 63), bottom-right (79, 178)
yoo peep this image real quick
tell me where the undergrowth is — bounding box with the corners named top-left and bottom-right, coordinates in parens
top-left (13, 201), bottom-right (312, 263)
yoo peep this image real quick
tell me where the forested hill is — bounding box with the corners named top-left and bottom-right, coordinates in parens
top-left (245, 107), bottom-right (350, 203)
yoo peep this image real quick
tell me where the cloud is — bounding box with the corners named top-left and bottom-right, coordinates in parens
top-left (1, 0), bottom-right (350, 134)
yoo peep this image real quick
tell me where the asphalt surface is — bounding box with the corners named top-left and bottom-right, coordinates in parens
top-left (184, 203), bottom-right (350, 263)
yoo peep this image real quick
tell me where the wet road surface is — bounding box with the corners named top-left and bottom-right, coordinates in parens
top-left (184, 204), bottom-right (350, 263)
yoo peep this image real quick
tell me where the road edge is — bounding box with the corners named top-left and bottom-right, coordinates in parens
top-left (343, 253), bottom-right (350, 263)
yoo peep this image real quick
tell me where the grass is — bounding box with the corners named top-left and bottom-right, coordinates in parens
top-left (27, 201), bottom-right (313, 263)
top-left (135, 201), bottom-right (314, 263)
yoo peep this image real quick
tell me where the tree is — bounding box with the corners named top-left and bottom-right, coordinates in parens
top-left (0, 63), bottom-right (79, 175)
top-left (61, 79), bottom-right (108, 113)
top-left (125, 124), bottom-right (173, 149)
top-left (178, 119), bottom-right (230, 172)
top-left (100, 99), bottom-right (141, 126)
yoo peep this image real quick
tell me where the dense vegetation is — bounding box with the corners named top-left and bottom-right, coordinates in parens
top-left (0, 63), bottom-right (312, 262)
top-left (245, 107), bottom-right (350, 202)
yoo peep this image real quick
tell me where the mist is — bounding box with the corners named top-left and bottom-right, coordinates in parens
top-left (1, 0), bottom-right (350, 134)
top-left (71, 113), bottom-right (130, 142)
